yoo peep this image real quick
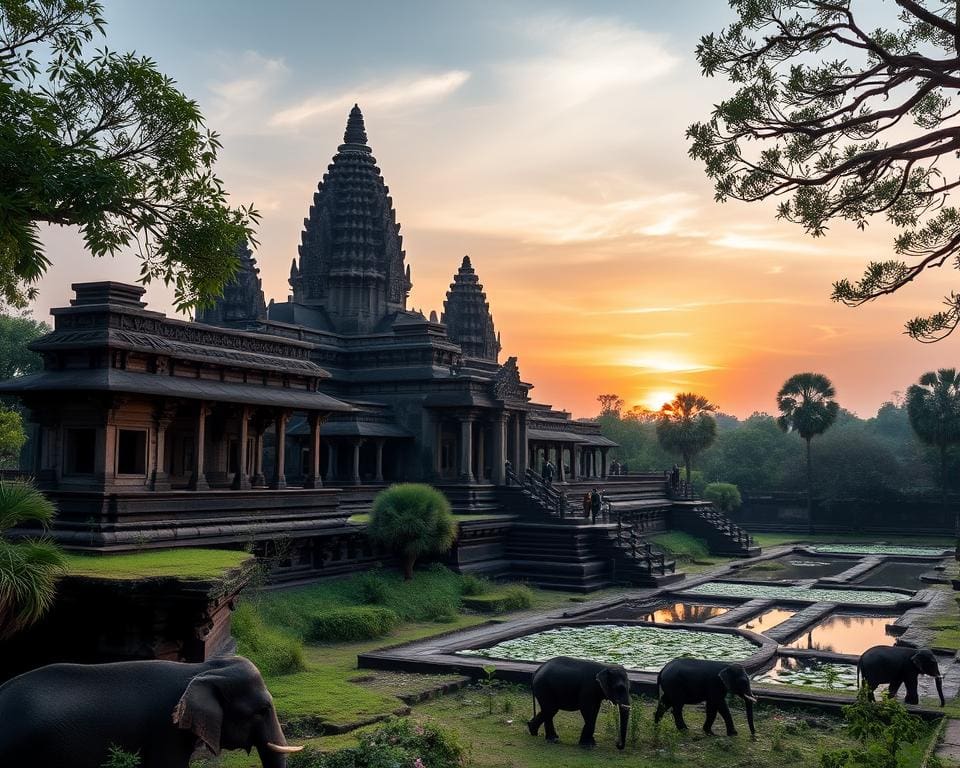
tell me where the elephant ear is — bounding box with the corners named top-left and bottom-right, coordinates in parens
top-left (718, 666), bottom-right (736, 692)
top-left (596, 668), bottom-right (613, 699)
top-left (172, 672), bottom-right (224, 755)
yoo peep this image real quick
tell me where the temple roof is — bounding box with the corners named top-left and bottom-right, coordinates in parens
top-left (291, 106), bottom-right (412, 333)
top-left (196, 241), bottom-right (267, 328)
top-left (442, 256), bottom-right (501, 362)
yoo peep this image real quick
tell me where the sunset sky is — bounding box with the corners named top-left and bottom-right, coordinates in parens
top-left (32, 0), bottom-right (959, 419)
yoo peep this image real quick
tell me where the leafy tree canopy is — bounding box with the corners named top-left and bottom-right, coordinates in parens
top-left (690, 0), bottom-right (960, 341)
top-left (0, 312), bottom-right (47, 380)
top-left (656, 392), bottom-right (719, 480)
top-left (0, 0), bottom-right (258, 311)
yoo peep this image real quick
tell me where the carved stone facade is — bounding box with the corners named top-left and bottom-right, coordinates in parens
top-left (442, 256), bottom-right (501, 362)
top-left (196, 242), bottom-right (267, 328)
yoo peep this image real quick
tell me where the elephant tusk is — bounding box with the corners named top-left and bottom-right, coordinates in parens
top-left (743, 695), bottom-right (758, 702)
top-left (267, 743), bottom-right (304, 753)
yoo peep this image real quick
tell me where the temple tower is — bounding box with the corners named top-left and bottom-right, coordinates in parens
top-left (442, 255), bottom-right (501, 362)
top-left (290, 105), bottom-right (411, 333)
top-left (196, 241), bottom-right (267, 328)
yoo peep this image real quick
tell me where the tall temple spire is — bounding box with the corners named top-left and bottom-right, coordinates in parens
top-left (442, 255), bottom-right (500, 362)
top-left (292, 105), bottom-right (411, 333)
top-left (196, 241), bottom-right (267, 328)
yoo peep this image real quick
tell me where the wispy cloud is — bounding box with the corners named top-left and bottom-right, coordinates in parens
top-left (270, 71), bottom-right (470, 128)
top-left (709, 232), bottom-right (823, 254)
top-left (206, 51), bottom-right (289, 123)
top-left (617, 331), bottom-right (691, 340)
top-left (600, 297), bottom-right (809, 315)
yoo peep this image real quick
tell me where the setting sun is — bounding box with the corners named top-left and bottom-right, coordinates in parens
top-left (641, 389), bottom-right (675, 411)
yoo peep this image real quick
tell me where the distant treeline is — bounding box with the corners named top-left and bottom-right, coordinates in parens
top-left (596, 404), bottom-right (959, 499)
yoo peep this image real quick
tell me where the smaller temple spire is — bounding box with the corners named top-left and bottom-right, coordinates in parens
top-left (443, 255), bottom-right (500, 362)
top-left (343, 104), bottom-right (368, 146)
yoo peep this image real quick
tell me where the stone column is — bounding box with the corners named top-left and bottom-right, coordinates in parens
top-left (270, 410), bottom-right (289, 490)
top-left (375, 439), bottom-right (385, 482)
top-left (304, 411), bottom-right (324, 488)
top-left (569, 445), bottom-right (579, 481)
top-left (555, 442), bottom-right (566, 482)
top-left (493, 413), bottom-right (507, 485)
top-left (434, 417), bottom-right (444, 477)
top-left (476, 423), bottom-right (485, 481)
top-left (188, 401), bottom-right (209, 491)
top-left (326, 440), bottom-right (337, 482)
top-left (459, 417), bottom-right (474, 482)
top-left (350, 438), bottom-right (362, 483)
top-left (150, 401), bottom-right (177, 491)
top-left (511, 415), bottom-right (521, 468)
top-left (232, 405), bottom-right (252, 490)
top-left (600, 447), bottom-right (609, 478)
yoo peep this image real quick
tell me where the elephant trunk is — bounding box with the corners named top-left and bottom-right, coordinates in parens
top-left (617, 704), bottom-right (631, 750)
top-left (742, 696), bottom-right (755, 736)
top-left (256, 712), bottom-right (303, 768)
top-left (936, 675), bottom-right (946, 707)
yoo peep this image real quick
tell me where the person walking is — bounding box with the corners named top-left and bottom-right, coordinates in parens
top-left (582, 491), bottom-right (591, 518)
top-left (590, 487), bottom-right (602, 524)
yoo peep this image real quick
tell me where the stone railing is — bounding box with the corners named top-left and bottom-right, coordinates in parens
top-left (507, 465), bottom-right (568, 519)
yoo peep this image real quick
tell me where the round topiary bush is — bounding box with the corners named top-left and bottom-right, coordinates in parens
top-left (367, 483), bottom-right (458, 580)
top-left (704, 482), bottom-right (742, 513)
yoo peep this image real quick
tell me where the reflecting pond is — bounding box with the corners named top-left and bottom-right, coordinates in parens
top-left (855, 561), bottom-right (942, 590)
top-left (585, 601), bottom-right (730, 623)
top-left (738, 608), bottom-right (797, 633)
top-left (784, 614), bottom-right (898, 655)
top-left (754, 657), bottom-right (858, 691)
top-left (457, 624), bottom-right (758, 672)
top-left (684, 581), bottom-right (906, 605)
top-left (730, 557), bottom-right (852, 582)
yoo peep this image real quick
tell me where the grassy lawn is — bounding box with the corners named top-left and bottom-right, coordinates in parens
top-left (751, 532), bottom-right (956, 549)
top-left (63, 549), bottom-right (252, 580)
top-left (349, 513), bottom-right (514, 525)
top-left (651, 531), bottom-right (732, 575)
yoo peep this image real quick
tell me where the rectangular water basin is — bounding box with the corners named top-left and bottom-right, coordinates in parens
top-left (785, 613), bottom-right (899, 655)
top-left (457, 624), bottom-right (759, 673)
top-left (730, 556), bottom-right (853, 582)
top-left (737, 608), bottom-right (797, 633)
top-left (808, 544), bottom-right (950, 557)
top-left (855, 561), bottom-right (944, 590)
top-left (583, 600), bottom-right (730, 623)
top-left (683, 581), bottom-right (908, 605)
top-left (754, 656), bottom-right (858, 691)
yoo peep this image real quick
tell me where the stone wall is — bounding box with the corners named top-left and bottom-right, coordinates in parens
top-left (732, 492), bottom-right (959, 534)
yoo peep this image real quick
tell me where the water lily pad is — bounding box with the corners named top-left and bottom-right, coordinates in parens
top-left (808, 544), bottom-right (947, 556)
top-left (683, 582), bottom-right (906, 605)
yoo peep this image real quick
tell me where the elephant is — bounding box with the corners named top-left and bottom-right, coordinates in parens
top-left (0, 655), bottom-right (303, 768)
top-left (858, 645), bottom-right (945, 706)
top-left (654, 658), bottom-right (757, 736)
top-left (526, 656), bottom-right (631, 749)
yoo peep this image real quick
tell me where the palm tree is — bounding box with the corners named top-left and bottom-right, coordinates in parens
top-left (906, 368), bottom-right (960, 514)
top-left (656, 393), bottom-right (718, 491)
top-left (0, 480), bottom-right (65, 638)
top-left (776, 372), bottom-right (839, 531)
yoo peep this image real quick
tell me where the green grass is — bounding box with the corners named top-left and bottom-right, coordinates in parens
top-left (63, 549), bottom-right (252, 580)
top-left (650, 532), bottom-right (730, 574)
top-left (751, 532), bottom-right (955, 549)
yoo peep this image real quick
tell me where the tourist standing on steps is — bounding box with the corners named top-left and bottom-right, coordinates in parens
top-left (544, 461), bottom-right (555, 486)
top-left (582, 491), bottom-right (591, 518)
top-left (590, 487), bottom-right (602, 523)
top-left (670, 464), bottom-right (680, 492)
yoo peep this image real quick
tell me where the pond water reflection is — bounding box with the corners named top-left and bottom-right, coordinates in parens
top-left (855, 561), bottom-right (942, 590)
top-left (785, 614), bottom-right (898, 655)
top-left (585, 601), bottom-right (730, 623)
top-left (738, 608), bottom-right (797, 633)
top-left (755, 656), bottom-right (858, 690)
top-left (731, 556), bottom-right (852, 582)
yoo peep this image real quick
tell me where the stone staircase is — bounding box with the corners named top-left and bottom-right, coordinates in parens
top-left (670, 500), bottom-right (760, 557)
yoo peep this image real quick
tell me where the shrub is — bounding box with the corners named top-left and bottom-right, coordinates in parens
top-left (232, 602), bottom-right (305, 676)
top-left (306, 606), bottom-right (400, 642)
top-left (355, 569), bottom-right (390, 605)
top-left (460, 572), bottom-right (491, 596)
top-left (101, 746), bottom-right (140, 768)
top-left (290, 717), bottom-right (464, 768)
top-left (367, 484), bottom-right (457, 580)
top-left (462, 585), bottom-right (533, 614)
top-left (704, 482), bottom-right (742, 513)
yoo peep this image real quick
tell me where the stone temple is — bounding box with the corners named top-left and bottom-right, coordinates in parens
top-left (3, 106), bottom-right (701, 587)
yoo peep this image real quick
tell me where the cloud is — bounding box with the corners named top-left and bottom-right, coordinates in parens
top-left (206, 51), bottom-right (289, 123)
top-left (617, 331), bottom-right (691, 340)
top-left (709, 232), bottom-right (823, 254)
top-left (270, 71), bottom-right (471, 128)
top-left (605, 298), bottom-right (810, 315)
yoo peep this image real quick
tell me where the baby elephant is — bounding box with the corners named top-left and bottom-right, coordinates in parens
top-left (527, 656), bottom-right (632, 749)
top-left (655, 659), bottom-right (756, 736)
top-left (858, 645), bottom-right (945, 706)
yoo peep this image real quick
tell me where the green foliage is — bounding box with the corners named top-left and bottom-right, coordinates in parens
top-left (689, 1), bottom-right (960, 341)
top-left (367, 484), bottom-right (457, 579)
top-left (289, 717), bottom-right (464, 768)
top-left (0, 313), bottom-right (46, 380)
top-left (0, 0), bottom-right (258, 310)
top-left (461, 585), bottom-right (533, 614)
top-left (777, 373), bottom-right (840, 443)
top-left (704, 482), bottom-right (742, 513)
top-left (231, 602), bottom-right (304, 676)
top-left (907, 369), bottom-right (960, 500)
top-left (100, 745), bottom-right (140, 768)
top-left (650, 531), bottom-right (711, 562)
top-left (64, 549), bottom-right (250, 580)
top-left (460, 573), bottom-right (492, 596)
top-left (0, 406), bottom-right (25, 467)
top-left (306, 606), bottom-right (400, 643)
top-left (655, 392), bottom-right (718, 481)
top-left (0, 479), bottom-right (65, 638)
